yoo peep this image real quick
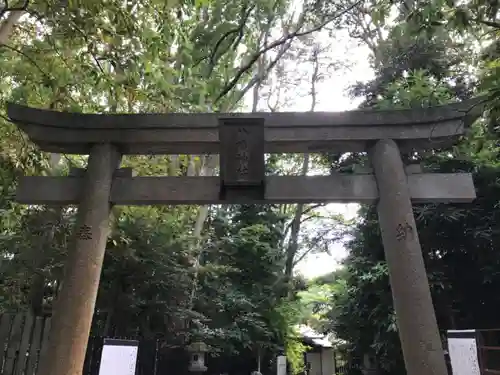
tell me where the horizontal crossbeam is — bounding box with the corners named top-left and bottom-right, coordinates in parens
top-left (6, 99), bottom-right (484, 154)
top-left (16, 174), bottom-right (476, 205)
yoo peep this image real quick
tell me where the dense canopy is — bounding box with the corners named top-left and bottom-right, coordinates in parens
top-left (0, 0), bottom-right (499, 374)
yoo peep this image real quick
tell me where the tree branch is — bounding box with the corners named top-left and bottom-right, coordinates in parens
top-left (0, 43), bottom-right (52, 79)
top-left (0, 0), bottom-right (29, 18)
top-left (475, 18), bottom-right (500, 30)
top-left (282, 203), bottom-right (324, 240)
top-left (229, 36), bottom-right (293, 109)
top-left (212, 4), bottom-right (255, 68)
top-left (302, 203), bottom-right (325, 216)
top-left (194, 3), bottom-right (256, 73)
top-left (0, 6), bottom-right (24, 44)
top-left (292, 248), bottom-right (314, 268)
top-left (214, 0), bottom-right (364, 103)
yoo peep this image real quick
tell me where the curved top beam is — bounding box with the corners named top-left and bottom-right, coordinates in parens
top-left (6, 98), bottom-right (485, 155)
top-left (7, 98), bottom-right (484, 129)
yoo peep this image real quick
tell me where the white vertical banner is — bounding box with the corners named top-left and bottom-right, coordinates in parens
top-left (98, 338), bottom-right (139, 375)
top-left (447, 330), bottom-right (481, 375)
top-left (277, 355), bottom-right (287, 375)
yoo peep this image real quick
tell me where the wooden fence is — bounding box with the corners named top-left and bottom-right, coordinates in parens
top-left (0, 312), bottom-right (162, 375)
top-left (477, 329), bottom-right (500, 375)
top-left (0, 311), bottom-right (261, 375)
top-left (0, 310), bottom-right (352, 375)
top-left (0, 312), bottom-right (51, 375)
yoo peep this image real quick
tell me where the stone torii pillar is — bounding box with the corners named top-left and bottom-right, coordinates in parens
top-left (371, 139), bottom-right (447, 375)
top-left (6, 99), bottom-right (483, 375)
top-left (36, 144), bottom-right (121, 375)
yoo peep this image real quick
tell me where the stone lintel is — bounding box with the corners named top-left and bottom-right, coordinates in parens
top-left (219, 118), bottom-right (265, 201)
top-left (16, 174), bottom-right (476, 206)
top-left (6, 98), bottom-right (485, 154)
top-left (69, 167), bottom-right (133, 178)
top-left (351, 164), bottom-right (423, 175)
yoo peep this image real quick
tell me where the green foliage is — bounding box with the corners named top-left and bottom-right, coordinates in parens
top-left (285, 336), bottom-right (307, 374)
top-left (327, 206), bottom-right (404, 372)
top-left (192, 204), bottom-right (289, 353)
top-left (374, 69), bottom-right (454, 109)
top-left (0, 0), bottom-right (338, 363)
top-left (297, 283), bottom-right (335, 331)
top-left (270, 299), bottom-right (308, 375)
top-left (319, 2), bottom-right (500, 373)
top-left (6, 0), bottom-right (500, 372)
top-left (329, 161), bottom-right (500, 372)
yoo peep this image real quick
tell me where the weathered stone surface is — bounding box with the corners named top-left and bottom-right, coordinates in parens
top-left (69, 167), bottom-right (133, 177)
top-left (219, 118), bottom-right (265, 186)
top-left (7, 96), bottom-right (485, 375)
top-left (36, 144), bottom-right (121, 375)
top-left (6, 98), bottom-right (485, 154)
top-left (219, 118), bottom-right (265, 201)
top-left (16, 173), bottom-right (476, 205)
top-left (370, 139), bottom-right (448, 375)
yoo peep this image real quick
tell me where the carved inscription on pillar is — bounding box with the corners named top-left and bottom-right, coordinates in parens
top-left (75, 224), bottom-right (92, 240)
top-left (235, 127), bottom-right (250, 178)
top-left (396, 221), bottom-right (414, 242)
top-left (219, 118), bottom-right (265, 201)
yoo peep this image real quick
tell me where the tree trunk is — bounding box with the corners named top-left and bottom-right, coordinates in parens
top-left (283, 46), bottom-right (318, 290)
top-left (284, 153), bottom-right (309, 286)
top-left (28, 154), bottom-right (62, 315)
top-left (0, 11), bottom-right (23, 45)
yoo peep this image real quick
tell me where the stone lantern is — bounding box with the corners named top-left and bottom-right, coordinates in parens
top-left (187, 341), bottom-right (208, 373)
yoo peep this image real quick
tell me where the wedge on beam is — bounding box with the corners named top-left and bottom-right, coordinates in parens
top-left (16, 174), bottom-right (476, 205)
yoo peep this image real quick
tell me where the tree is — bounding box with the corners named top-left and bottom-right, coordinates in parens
top-left (0, 1), bottom-right (370, 371)
top-left (318, 2), bottom-right (500, 373)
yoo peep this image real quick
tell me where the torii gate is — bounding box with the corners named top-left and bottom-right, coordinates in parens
top-left (7, 99), bottom-right (483, 375)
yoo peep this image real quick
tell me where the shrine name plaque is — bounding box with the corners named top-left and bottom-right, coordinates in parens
top-left (219, 118), bottom-right (265, 201)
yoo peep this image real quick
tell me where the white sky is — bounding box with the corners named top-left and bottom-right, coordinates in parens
top-left (287, 32), bottom-right (374, 279)
top-left (241, 27), bottom-right (374, 279)
top-left (296, 204), bottom-right (358, 278)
